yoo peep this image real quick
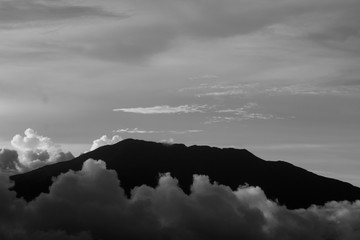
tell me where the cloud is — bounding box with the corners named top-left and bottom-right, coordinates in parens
top-left (197, 89), bottom-right (249, 97)
top-left (2, 0), bottom-right (360, 65)
top-left (113, 105), bottom-right (209, 114)
top-left (114, 128), bottom-right (203, 134)
top-left (2, 159), bottom-right (360, 239)
top-left (90, 135), bottom-right (122, 151)
top-left (113, 102), bottom-right (283, 124)
top-left (183, 80), bottom-right (358, 98)
top-left (115, 128), bottom-right (160, 134)
top-left (3, 0), bottom-right (359, 65)
top-left (0, 149), bottom-right (20, 172)
top-left (188, 74), bottom-right (219, 81)
top-left (160, 138), bottom-right (175, 144)
top-left (0, 129), bottom-right (73, 173)
top-left (180, 82), bottom-right (260, 98)
top-left (206, 102), bottom-right (283, 124)
top-left (94, 0), bottom-right (360, 62)
top-left (10, 128), bottom-right (74, 170)
top-left (264, 85), bottom-right (353, 96)
top-left (0, 0), bottom-right (119, 26)
top-left (206, 114), bottom-right (278, 124)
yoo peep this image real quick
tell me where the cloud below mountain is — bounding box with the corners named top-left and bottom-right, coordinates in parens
top-left (1, 159), bottom-right (360, 240)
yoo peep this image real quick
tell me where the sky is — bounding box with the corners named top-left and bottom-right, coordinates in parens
top-left (0, 0), bottom-right (360, 186)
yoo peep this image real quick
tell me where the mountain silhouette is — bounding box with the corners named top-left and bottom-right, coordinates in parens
top-left (10, 138), bottom-right (360, 209)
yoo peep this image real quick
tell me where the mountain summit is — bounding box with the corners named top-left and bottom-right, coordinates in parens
top-left (10, 138), bottom-right (360, 209)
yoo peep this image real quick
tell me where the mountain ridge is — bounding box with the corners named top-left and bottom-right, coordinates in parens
top-left (10, 138), bottom-right (360, 209)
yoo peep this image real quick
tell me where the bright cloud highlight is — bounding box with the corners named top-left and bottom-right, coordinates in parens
top-left (0, 129), bottom-right (73, 173)
top-left (113, 105), bottom-right (209, 114)
top-left (90, 135), bottom-right (122, 151)
top-left (114, 128), bottom-right (203, 134)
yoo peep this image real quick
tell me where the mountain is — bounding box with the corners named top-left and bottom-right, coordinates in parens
top-left (9, 138), bottom-right (360, 209)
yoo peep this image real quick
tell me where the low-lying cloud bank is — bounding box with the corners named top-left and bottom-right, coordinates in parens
top-left (1, 159), bottom-right (360, 240)
top-left (0, 129), bottom-right (73, 173)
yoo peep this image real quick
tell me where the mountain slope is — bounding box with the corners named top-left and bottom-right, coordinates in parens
top-left (10, 138), bottom-right (360, 209)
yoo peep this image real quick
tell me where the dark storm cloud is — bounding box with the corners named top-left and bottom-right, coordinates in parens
top-left (1, 159), bottom-right (360, 240)
top-left (0, 0), bottom-right (119, 25)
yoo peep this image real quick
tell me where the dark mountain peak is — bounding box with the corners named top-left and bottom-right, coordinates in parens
top-left (10, 138), bottom-right (360, 209)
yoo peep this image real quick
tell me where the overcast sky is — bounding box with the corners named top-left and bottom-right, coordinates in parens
top-left (0, 0), bottom-right (360, 186)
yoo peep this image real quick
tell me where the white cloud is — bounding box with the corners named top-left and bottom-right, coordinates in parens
top-left (160, 138), bottom-right (175, 144)
top-left (180, 82), bottom-right (259, 97)
top-left (11, 128), bottom-right (54, 151)
top-left (182, 80), bottom-right (359, 99)
top-left (114, 128), bottom-right (203, 134)
top-left (197, 89), bottom-right (249, 97)
top-left (113, 105), bottom-right (209, 114)
top-left (90, 135), bottom-right (122, 151)
top-left (206, 102), bottom-right (281, 123)
top-left (115, 128), bottom-right (160, 134)
top-left (2, 159), bottom-right (360, 239)
top-left (0, 128), bottom-right (74, 172)
top-left (264, 85), bottom-right (357, 96)
top-left (205, 114), bottom-right (278, 124)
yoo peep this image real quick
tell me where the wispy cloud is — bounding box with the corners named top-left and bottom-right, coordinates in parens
top-left (0, 0), bottom-right (121, 26)
top-left (188, 74), bottom-right (219, 81)
top-left (113, 105), bottom-right (210, 114)
top-left (197, 89), bottom-right (249, 97)
top-left (114, 128), bottom-right (203, 134)
top-left (205, 114), bottom-right (278, 124)
top-left (206, 102), bottom-right (283, 124)
top-left (180, 82), bottom-right (259, 98)
top-left (182, 81), bottom-right (358, 98)
top-left (264, 85), bottom-right (355, 96)
top-left (113, 102), bottom-right (284, 124)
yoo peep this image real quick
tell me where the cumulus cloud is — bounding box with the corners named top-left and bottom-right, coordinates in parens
top-left (113, 105), bottom-right (209, 114)
top-left (10, 128), bottom-right (73, 170)
top-left (90, 135), bottom-right (122, 151)
top-left (1, 159), bottom-right (360, 239)
top-left (0, 129), bottom-right (73, 173)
